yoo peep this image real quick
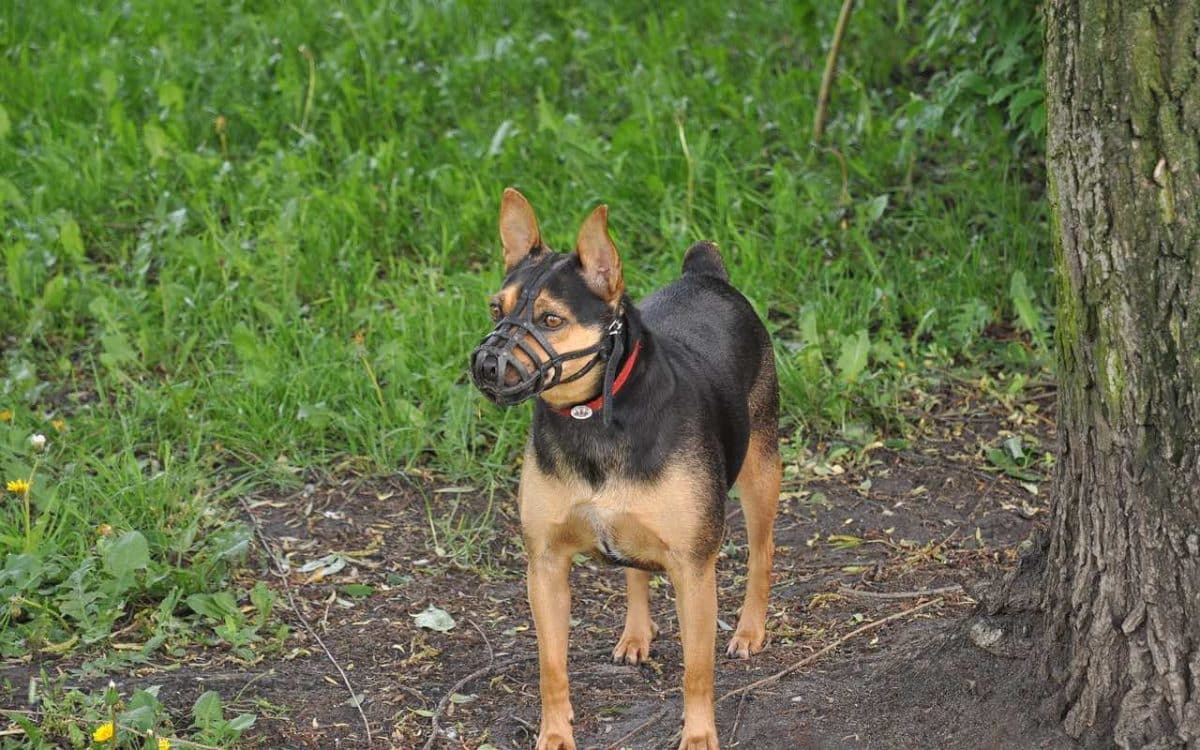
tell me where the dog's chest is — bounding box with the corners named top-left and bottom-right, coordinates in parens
top-left (520, 454), bottom-right (705, 569)
top-left (575, 490), bottom-right (659, 567)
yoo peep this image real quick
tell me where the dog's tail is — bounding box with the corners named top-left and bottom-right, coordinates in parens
top-left (681, 241), bottom-right (729, 281)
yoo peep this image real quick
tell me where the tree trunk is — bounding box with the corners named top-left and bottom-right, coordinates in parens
top-left (1042, 0), bottom-right (1200, 747)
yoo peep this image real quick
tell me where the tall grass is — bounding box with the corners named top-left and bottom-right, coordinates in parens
top-left (0, 1), bottom-right (1048, 654)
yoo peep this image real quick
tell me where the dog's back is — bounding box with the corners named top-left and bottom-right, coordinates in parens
top-left (639, 242), bottom-right (778, 488)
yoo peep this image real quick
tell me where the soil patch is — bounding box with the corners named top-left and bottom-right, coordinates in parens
top-left (3, 389), bottom-right (1073, 749)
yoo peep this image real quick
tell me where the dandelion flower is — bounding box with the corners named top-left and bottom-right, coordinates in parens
top-left (92, 721), bottom-right (114, 742)
top-left (30, 433), bottom-right (46, 451)
top-left (6, 479), bottom-right (30, 494)
top-left (97, 523), bottom-right (114, 537)
top-left (51, 418), bottom-right (65, 432)
top-left (158, 737), bottom-right (171, 750)
top-left (0, 409), bottom-right (12, 422)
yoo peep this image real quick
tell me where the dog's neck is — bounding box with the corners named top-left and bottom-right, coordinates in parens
top-left (537, 297), bottom-right (642, 414)
top-left (529, 304), bottom-right (670, 487)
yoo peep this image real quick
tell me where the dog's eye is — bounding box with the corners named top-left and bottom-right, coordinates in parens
top-left (541, 313), bottom-right (564, 329)
top-left (489, 303), bottom-right (502, 321)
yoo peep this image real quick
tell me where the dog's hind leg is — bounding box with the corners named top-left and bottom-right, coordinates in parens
top-left (727, 354), bottom-right (781, 659)
top-left (612, 568), bottom-right (658, 665)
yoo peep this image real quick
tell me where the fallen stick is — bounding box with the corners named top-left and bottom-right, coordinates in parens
top-left (603, 703), bottom-right (674, 750)
top-left (716, 597), bottom-right (943, 704)
top-left (421, 654), bottom-right (535, 750)
top-left (620, 598), bottom-right (943, 750)
top-left (239, 497), bottom-right (374, 746)
top-left (422, 646), bottom-right (612, 750)
top-left (837, 584), bottom-right (964, 600)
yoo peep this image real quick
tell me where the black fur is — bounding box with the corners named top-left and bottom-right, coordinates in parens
top-left (681, 240), bottom-right (729, 281)
top-left (514, 242), bottom-right (773, 556)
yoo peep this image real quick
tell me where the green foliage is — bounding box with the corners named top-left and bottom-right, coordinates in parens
top-left (910, 0), bottom-right (1047, 150)
top-left (985, 432), bottom-right (1053, 483)
top-left (0, 678), bottom-right (249, 749)
top-left (186, 581), bottom-right (286, 660)
top-left (192, 691), bottom-right (256, 745)
top-left (0, 0), bottom-right (1049, 681)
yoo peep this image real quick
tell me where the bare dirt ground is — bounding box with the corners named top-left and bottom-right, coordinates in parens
top-left (5, 387), bottom-right (1077, 749)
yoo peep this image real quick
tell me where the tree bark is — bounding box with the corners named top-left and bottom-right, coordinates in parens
top-left (1042, 1), bottom-right (1200, 747)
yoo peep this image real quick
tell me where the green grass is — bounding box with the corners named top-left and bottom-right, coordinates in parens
top-left (0, 0), bottom-right (1048, 735)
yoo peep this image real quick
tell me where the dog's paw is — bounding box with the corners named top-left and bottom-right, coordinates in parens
top-left (678, 725), bottom-right (720, 750)
top-left (725, 625), bottom-right (766, 659)
top-left (535, 726), bottom-right (576, 750)
top-left (612, 619), bottom-right (658, 665)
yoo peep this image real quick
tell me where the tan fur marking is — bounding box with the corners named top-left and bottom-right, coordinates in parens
top-left (492, 286), bottom-right (519, 317)
top-left (726, 429), bottom-right (781, 660)
top-left (520, 447), bottom-right (718, 749)
top-left (520, 452), bottom-right (708, 568)
top-left (670, 556), bottom-right (719, 749)
top-left (526, 545), bottom-right (575, 749)
top-left (612, 568), bottom-right (657, 664)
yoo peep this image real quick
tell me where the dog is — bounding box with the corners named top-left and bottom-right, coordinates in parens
top-left (470, 188), bottom-right (781, 750)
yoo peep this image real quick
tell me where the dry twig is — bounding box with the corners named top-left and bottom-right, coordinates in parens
top-left (717, 597), bottom-right (943, 705)
top-left (604, 703), bottom-right (674, 750)
top-left (421, 654), bottom-right (534, 750)
top-left (837, 584), bottom-right (964, 600)
top-left (729, 691), bottom-right (750, 745)
top-left (239, 497), bottom-right (374, 746)
top-left (422, 646), bottom-right (613, 750)
top-left (604, 600), bottom-right (940, 744)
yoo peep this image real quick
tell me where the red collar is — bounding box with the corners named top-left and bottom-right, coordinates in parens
top-left (556, 340), bottom-right (642, 419)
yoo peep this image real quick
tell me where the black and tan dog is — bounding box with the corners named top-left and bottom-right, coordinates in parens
top-left (470, 188), bottom-right (780, 750)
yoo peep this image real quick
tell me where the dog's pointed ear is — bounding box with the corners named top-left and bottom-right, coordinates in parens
top-left (575, 204), bottom-right (624, 304)
top-left (499, 188), bottom-right (542, 271)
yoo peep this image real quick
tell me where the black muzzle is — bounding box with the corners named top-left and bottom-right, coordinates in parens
top-left (469, 282), bottom-right (620, 407)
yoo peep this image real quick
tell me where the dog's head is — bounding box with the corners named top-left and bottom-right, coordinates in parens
top-left (470, 188), bottom-right (625, 408)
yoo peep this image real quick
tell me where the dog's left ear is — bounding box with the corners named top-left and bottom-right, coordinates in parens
top-left (575, 204), bottom-right (624, 304)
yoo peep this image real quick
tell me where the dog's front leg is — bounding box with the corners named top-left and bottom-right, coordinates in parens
top-left (669, 556), bottom-right (719, 750)
top-left (527, 548), bottom-right (575, 750)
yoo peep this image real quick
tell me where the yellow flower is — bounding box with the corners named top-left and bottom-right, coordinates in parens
top-left (157, 737), bottom-right (171, 750)
top-left (51, 418), bottom-right (66, 432)
top-left (92, 721), bottom-right (114, 742)
top-left (0, 409), bottom-right (12, 422)
top-left (97, 523), bottom-right (114, 537)
top-left (6, 479), bottom-right (30, 495)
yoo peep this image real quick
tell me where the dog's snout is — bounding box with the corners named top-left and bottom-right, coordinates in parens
top-left (473, 348), bottom-right (522, 390)
top-left (480, 355), bottom-right (499, 382)
top-left (472, 349), bottom-right (500, 385)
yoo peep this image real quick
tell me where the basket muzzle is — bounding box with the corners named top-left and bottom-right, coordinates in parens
top-left (470, 269), bottom-right (619, 407)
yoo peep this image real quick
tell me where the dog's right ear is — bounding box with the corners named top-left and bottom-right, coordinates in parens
top-left (499, 188), bottom-right (542, 271)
